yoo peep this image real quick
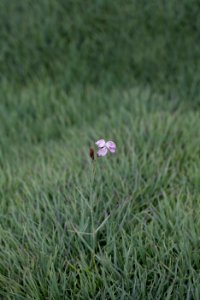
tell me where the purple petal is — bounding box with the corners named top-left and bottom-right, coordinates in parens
top-left (97, 147), bottom-right (108, 157)
top-left (106, 141), bottom-right (116, 153)
top-left (95, 139), bottom-right (106, 148)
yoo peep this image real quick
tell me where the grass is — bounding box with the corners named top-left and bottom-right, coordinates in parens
top-left (1, 0), bottom-right (200, 103)
top-left (0, 1), bottom-right (200, 299)
top-left (1, 85), bottom-right (200, 299)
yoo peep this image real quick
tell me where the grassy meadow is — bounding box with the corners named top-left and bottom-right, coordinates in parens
top-left (0, 1), bottom-right (200, 299)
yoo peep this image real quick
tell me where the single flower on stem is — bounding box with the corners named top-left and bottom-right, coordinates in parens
top-left (95, 139), bottom-right (116, 157)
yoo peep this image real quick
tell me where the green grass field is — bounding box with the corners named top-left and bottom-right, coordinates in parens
top-left (1, 1), bottom-right (200, 299)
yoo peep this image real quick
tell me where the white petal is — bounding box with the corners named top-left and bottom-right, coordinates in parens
top-left (97, 147), bottom-right (108, 157)
top-left (95, 139), bottom-right (106, 148)
top-left (106, 141), bottom-right (116, 153)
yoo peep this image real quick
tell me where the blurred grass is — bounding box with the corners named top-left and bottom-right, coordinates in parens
top-left (0, 0), bottom-right (200, 104)
top-left (0, 0), bottom-right (200, 299)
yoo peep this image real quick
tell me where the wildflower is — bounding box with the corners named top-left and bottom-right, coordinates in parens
top-left (95, 139), bottom-right (116, 157)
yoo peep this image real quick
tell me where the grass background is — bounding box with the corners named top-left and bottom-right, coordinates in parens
top-left (0, 1), bottom-right (200, 299)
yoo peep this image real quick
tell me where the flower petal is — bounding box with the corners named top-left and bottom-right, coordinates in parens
top-left (95, 139), bottom-right (106, 148)
top-left (97, 147), bottom-right (108, 157)
top-left (106, 141), bottom-right (116, 153)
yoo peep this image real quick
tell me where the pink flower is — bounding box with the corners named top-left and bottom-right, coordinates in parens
top-left (95, 139), bottom-right (116, 157)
